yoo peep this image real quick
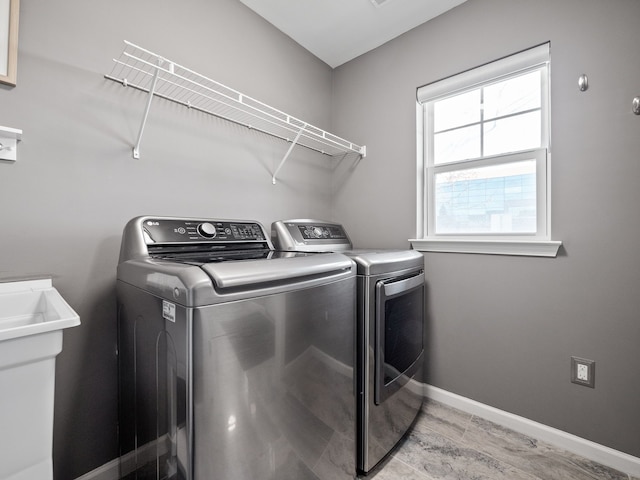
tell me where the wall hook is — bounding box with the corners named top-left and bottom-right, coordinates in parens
top-left (632, 97), bottom-right (640, 115)
top-left (578, 74), bottom-right (588, 92)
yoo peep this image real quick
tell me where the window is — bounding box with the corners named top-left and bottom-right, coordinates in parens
top-left (412, 43), bottom-right (561, 257)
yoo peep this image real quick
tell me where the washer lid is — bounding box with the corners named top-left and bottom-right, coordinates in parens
top-left (201, 252), bottom-right (353, 289)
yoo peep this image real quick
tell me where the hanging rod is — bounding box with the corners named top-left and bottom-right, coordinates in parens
top-left (105, 41), bottom-right (366, 182)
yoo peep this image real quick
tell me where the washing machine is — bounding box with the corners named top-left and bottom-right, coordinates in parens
top-left (272, 220), bottom-right (425, 475)
top-left (116, 216), bottom-right (357, 480)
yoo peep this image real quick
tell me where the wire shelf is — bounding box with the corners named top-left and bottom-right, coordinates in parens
top-left (105, 41), bottom-right (366, 182)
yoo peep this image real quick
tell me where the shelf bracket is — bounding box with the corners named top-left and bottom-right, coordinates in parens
top-left (272, 125), bottom-right (306, 184)
top-left (132, 58), bottom-right (164, 159)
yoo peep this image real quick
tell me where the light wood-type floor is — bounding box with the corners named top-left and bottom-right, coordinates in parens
top-left (366, 399), bottom-right (638, 480)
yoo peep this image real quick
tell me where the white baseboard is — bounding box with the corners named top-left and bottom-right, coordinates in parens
top-left (424, 384), bottom-right (640, 477)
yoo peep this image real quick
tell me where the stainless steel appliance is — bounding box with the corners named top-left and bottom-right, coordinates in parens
top-left (117, 216), bottom-right (357, 480)
top-left (272, 219), bottom-right (424, 475)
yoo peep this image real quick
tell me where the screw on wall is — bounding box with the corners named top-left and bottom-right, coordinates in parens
top-left (571, 356), bottom-right (595, 388)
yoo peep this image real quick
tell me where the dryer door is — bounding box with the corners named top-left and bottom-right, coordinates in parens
top-left (374, 271), bottom-right (424, 405)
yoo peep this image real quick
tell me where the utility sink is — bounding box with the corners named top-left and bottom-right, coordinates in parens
top-left (0, 278), bottom-right (79, 341)
top-left (0, 277), bottom-right (80, 480)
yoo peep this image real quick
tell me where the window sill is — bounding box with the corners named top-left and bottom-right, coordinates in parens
top-left (409, 238), bottom-right (562, 257)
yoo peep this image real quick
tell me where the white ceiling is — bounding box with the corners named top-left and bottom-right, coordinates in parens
top-left (238, 0), bottom-right (467, 68)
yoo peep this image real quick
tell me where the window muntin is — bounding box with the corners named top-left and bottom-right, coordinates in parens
top-left (418, 44), bottom-right (551, 242)
top-left (432, 69), bottom-right (544, 165)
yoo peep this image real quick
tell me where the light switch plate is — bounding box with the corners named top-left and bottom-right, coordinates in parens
top-left (0, 126), bottom-right (22, 162)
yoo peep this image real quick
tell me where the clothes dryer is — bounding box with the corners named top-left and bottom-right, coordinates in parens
top-left (272, 220), bottom-right (424, 475)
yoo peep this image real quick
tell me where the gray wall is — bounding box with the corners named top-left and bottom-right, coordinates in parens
top-left (0, 1), bottom-right (335, 478)
top-left (3, 0), bottom-right (640, 478)
top-left (332, 0), bottom-right (640, 459)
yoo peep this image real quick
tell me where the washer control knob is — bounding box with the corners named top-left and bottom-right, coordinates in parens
top-left (312, 227), bottom-right (323, 238)
top-left (197, 222), bottom-right (217, 238)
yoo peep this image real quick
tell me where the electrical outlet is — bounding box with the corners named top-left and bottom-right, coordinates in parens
top-left (576, 363), bottom-right (589, 381)
top-left (571, 356), bottom-right (595, 388)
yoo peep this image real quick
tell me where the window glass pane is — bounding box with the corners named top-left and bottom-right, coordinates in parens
top-left (435, 160), bottom-right (536, 234)
top-left (483, 70), bottom-right (541, 120)
top-left (434, 125), bottom-right (480, 164)
top-left (483, 111), bottom-right (541, 156)
top-left (434, 89), bottom-right (481, 132)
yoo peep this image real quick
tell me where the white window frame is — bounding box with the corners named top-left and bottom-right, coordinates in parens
top-left (411, 43), bottom-right (561, 257)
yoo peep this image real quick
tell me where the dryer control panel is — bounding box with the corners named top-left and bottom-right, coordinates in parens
top-left (272, 219), bottom-right (352, 252)
top-left (296, 224), bottom-right (348, 241)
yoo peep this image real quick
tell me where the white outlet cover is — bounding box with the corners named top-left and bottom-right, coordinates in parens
top-left (571, 356), bottom-right (595, 388)
top-left (577, 364), bottom-right (589, 381)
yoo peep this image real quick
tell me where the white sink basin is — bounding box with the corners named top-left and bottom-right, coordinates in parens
top-left (0, 278), bottom-right (79, 342)
top-left (0, 277), bottom-right (80, 480)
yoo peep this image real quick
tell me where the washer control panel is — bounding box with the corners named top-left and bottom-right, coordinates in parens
top-left (142, 218), bottom-right (267, 244)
